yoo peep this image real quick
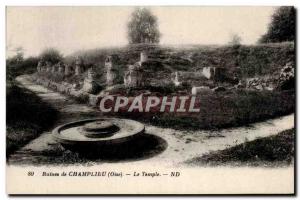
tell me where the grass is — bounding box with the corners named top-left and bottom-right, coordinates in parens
top-left (61, 42), bottom-right (295, 130)
top-left (6, 82), bottom-right (59, 157)
top-left (66, 42), bottom-right (294, 79)
top-left (108, 89), bottom-right (294, 130)
top-left (186, 128), bottom-right (295, 167)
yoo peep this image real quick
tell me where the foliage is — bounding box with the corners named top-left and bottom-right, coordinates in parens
top-left (127, 8), bottom-right (160, 44)
top-left (7, 47), bottom-right (24, 64)
top-left (228, 33), bottom-right (242, 45)
top-left (259, 6), bottom-right (295, 43)
top-left (39, 48), bottom-right (63, 64)
top-left (7, 56), bottom-right (39, 81)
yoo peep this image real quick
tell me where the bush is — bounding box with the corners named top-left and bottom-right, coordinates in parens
top-left (6, 56), bottom-right (39, 81)
top-left (259, 7), bottom-right (295, 43)
top-left (39, 48), bottom-right (63, 64)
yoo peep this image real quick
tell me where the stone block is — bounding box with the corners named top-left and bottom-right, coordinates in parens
top-left (191, 86), bottom-right (211, 95)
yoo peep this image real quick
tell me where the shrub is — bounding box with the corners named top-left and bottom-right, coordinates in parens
top-left (259, 7), bottom-right (295, 43)
top-left (39, 48), bottom-right (63, 64)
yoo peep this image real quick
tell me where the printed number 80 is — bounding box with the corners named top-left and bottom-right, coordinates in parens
top-left (28, 171), bottom-right (34, 176)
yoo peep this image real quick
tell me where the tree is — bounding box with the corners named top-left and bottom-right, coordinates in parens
top-left (127, 8), bottom-right (160, 44)
top-left (39, 48), bottom-right (63, 64)
top-left (7, 47), bottom-right (24, 65)
top-left (14, 47), bottom-right (24, 62)
top-left (259, 6), bottom-right (295, 43)
top-left (228, 33), bottom-right (242, 45)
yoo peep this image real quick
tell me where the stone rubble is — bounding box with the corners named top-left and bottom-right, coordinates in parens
top-left (34, 50), bottom-right (294, 101)
top-left (277, 62), bottom-right (295, 90)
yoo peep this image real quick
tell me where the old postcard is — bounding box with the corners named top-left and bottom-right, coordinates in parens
top-left (6, 6), bottom-right (295, 194)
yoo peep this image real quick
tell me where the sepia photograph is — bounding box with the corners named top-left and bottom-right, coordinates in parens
top-left (6, 6), bottom-right (295, 194)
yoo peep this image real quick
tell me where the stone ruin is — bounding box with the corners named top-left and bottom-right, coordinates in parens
top-left (58, 62), bottom-right (65, 74)
top-left (36, 57), bottom-right (96, 92)
top-left (124, 51), bottom-right (174, 88)
top-left (46, 61), bottom-right (52, 72)
top-left (202, 66), bottom-right (227, 81)
top-left (105, 55), bottom-right (122, 86)
top-left (171, 67), bottom-right (231, 95)
top-left (75, 57), bottom-right (84, 76)
top-left (35, 50), bottom-right (237, 97)
top-left (244, 62), bottom-right (295, 91)
top-left (124, 51), bottom-right (148, 88)
top-left (140, 51), bottom-right (148, 63)
top-left (64, 64), bottom-right (74, 76)
top-left (171, 71), bottom-right (205, 87)
top-left (36, 50), bottom-right (232, 98)
top-left (172, 71), bottom-right (180, 86)
top-left (51, 63), bottom-right (58, 74)
top-left (34, 49), bottom-right (295, 102)
top-left (278, 62), bottom-right (295, 90)
top-left (124, 64), bottom-right (143, 88)
top-left (37, 61), bottom-right (43, 72)
top-left (202, 67), bottom-right (213, 79)
top-left (246, 77), bottom-right (274, 91)
top-left (191, 86), bottom-right (211, 95)
top-left (82, 67), bottom-right (101, 94)
top-left (171, 66), bottom-right (230, 92)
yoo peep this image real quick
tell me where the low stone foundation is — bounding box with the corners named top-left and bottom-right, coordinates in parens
top-left (32, 76), bottom-right (101, 107)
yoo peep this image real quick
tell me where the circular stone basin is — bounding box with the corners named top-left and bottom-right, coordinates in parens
top-left (52, 118), bottom-right (145, 149)
top-left (81, 121), bottom-right (120, 138)
top-left (83, 121), bottom-right (115, 132)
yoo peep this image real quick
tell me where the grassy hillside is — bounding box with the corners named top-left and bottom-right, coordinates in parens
top-left (6, 60), bottom-right (59, 157)
top-left (110, 89), bottom-right (294, 130)
top-left (65, 42), bottom-right (294, 78)
top-left (187, 128), bottom-right (294, 167)
top-left (6, 81), bottom-right (59, 157)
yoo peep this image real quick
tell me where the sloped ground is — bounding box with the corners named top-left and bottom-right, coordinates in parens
top-left (186, 128), bottom-right (294, 167)
top-left (7, 75), bottom-right (294, 167)
top-left (6, 81), bottom-right (58, 156)
top-left (66, 42), bottom-right (294, 78)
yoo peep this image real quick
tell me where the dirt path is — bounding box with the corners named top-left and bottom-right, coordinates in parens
top-left (8, 75), bottom-right (294, 167)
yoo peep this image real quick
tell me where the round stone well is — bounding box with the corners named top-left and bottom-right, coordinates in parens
top-left (53, 118), bottom-right (145, 153)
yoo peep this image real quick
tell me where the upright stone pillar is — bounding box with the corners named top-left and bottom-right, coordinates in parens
top-left (75, 58), bottom-right (83, 76)
top-left (172, 71), bottom-right (181, 86)
top-left (124, 64), bottom-right (144, 88)
top-left (82, 67), bottom-right (100, 94)
top-left (58, 62), bottom-right (65, 75)
top-left (37, 61), bottom-right (43, 72)
top-left (140, 51), bottom-right (148, 63)
top-left (87, 67), bottom-right (96, 80)
top-left (64, 64), bottom-right (71, 76)
top-left (46, 61), bottom-right (52, 73)
top-left (105, 55), bottom-right (120, 86)
top-left (202, 67), bottom-right (214, 79)
top-left (51, 64), bottom-right (57, 73)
